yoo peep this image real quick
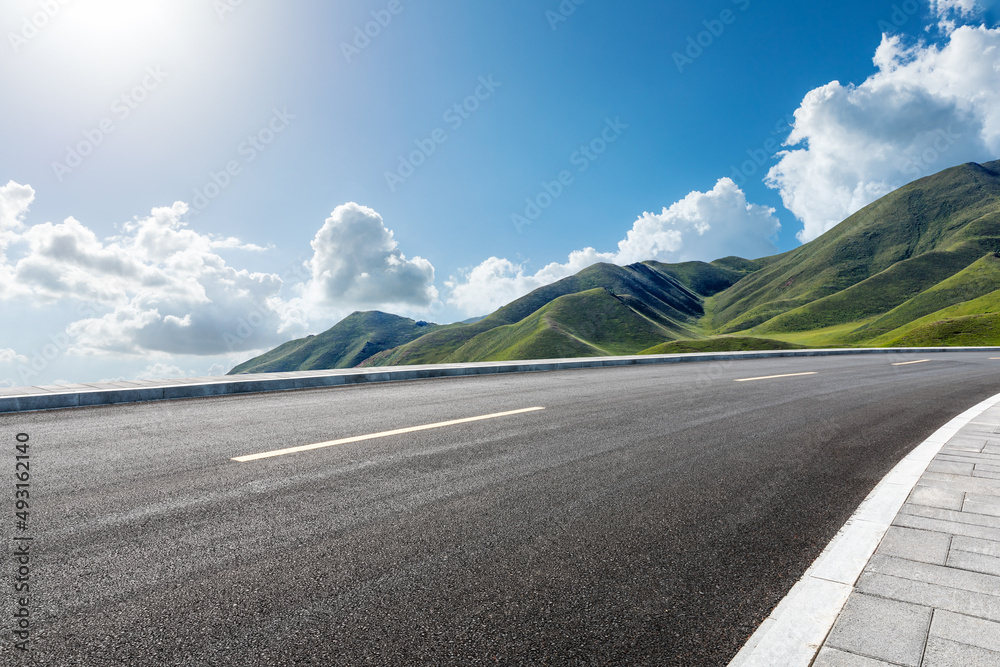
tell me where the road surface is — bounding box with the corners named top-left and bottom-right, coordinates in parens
top-left (4, 352), bottom-right (1000, 665)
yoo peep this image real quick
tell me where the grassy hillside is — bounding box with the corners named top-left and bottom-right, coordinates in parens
top-left (752, 242), bottom-right (994, 334)
top-left (368, 262), bottom-right (711, 366)
top-left (884, 312), bottom-right (1000, 347)
top-left (712, 161), bottom-right (1000, 332)
top-left (844, 253), bottom-right (1000, 342)
top-left (867, 287), bottom-right (1000, 345)
top-left (442, 288), bottom-right (675, 361)
top-left (228, 311), bottom-right (448, 374)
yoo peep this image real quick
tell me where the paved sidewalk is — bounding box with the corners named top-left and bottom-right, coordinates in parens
top-left (814, 404), bottom-right (1000, 666)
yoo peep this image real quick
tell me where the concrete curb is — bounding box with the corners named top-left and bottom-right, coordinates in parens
top-left (727, 391), bottom-right (1000, 667)
top-left (2, 346), bottom-right (999, 414)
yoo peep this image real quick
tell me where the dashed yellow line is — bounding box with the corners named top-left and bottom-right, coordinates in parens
top-left (735, 372), bottom-right (818, 383)
top-left (232, 407), bottom-right (546, 462)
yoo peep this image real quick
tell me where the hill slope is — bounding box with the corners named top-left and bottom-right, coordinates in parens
top-left (713, 160), bottom-right (1000, 334)
top-left (228, 311), bottom-right (448, 374)
top-left (364, 260), bottom-right (746, 367)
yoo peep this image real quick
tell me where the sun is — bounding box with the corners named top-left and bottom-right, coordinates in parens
top-left (43, 0), bottom-right (194, 69)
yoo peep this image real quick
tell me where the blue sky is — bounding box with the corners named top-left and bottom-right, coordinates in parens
top-left (1, 0), bottom-right (999, 385)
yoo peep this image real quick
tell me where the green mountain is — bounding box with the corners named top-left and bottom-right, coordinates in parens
top-left (711, 160), bottom-right (1000, 335)
top-left (228, 311), bottom-right (449, 374)
top-left (361, 260), bottom-right (748, 366)
top-left (230, 160), bottom-right (1000, 375)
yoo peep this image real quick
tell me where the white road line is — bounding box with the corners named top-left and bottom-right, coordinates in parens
top-left (232, 406), bottom-right (546, 463)
top-left (734, 372), bottom-right (818, 383)
top-left (892, 359), bottom-right (930, 366)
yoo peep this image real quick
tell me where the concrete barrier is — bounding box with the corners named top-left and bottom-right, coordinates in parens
top-left (3, 347), bottom-right (999, 414)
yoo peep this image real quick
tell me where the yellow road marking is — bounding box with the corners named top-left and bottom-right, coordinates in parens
top-left (735, 372), bottom-right (818, 382)
top-left (232, 407), bottom-right (546, 462)
top-left (892, 359), bottom-right (930, 366)
top-left (990, 358), bottom-right (1000, 360)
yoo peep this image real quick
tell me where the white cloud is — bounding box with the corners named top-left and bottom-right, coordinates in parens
top-left (0, 181), bottom-right (35, 291)
top-left (288, 202), bottom-right (438, 322)
top-left (0, 181), bottom-right (34, 231)
top-left (447, 179), bottom-right (780, 316)
top-left (0, 348), bottom-right (29, 365)
top-left (932, 0), bottom-right (979, 17)
top-left (0, 189), bottom-right (441, 361)
top-left (768, 25), bottom-right (1000, 242)
top-left (4, 201), bottom-right (289, 356)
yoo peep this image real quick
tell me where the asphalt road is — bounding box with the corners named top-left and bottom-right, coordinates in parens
top-left (4, 352), bottom-right (1000, 666)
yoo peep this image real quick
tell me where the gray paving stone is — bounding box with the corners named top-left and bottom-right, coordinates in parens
top-left (855, 572), bottom-right (1000, 623)
top-left (952, 536), bottom-right (1000, 558)
top-left (939, 451), bottom-right (1000, 464)
top-left (977, 463), bottom-right (1000, 473)
top-left (974, 470), bottom-right (1000, 481)
top-left (894, 513), bottom-right (1000, 542)
top-left (909, 486), bottom-right (966, 511)
top-left (947, 550), bottom-right (1000, 577)
top-left (900, 504), bottom-right (1000, 530)
top-left (877, 526), bottom-right (952, 565)
top-left (944, 445), bottom-right (1000, 457)
top-left (930, 609), bottom-right (1000, 653)
top-left (867, 554), bottom-right (1000, 596)
top-left (812, 646), bottom-right (900, 666)
top-left (961, 427), bottom-right (1000, 438)
top-left (928, 461), bottom-right (976, 475)
top-left (943, 436), bottom-right (987, 452)
top-left (922, 636), bottom-right (1000, 666)
top-left (965, 493), bottom-right (1000, 518)
top-left (920, 471), bottom-right (1000, 496)
top-left (986, 445), bottom-right (1000, 456)
top-left (825, 593), bottom-right (931, 666)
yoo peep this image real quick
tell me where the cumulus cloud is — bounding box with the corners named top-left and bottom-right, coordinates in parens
top-left (2, 201), bottom-right (287, 356)
top-left (0, 348), bottom-right (29, 365)
top-left (0, 181), bottom-right (34, 231)
top-left (0, 182), bottom-right (35, 291)
top-left (448, 179), bottom-right (780, 316)
top-left (931, 0), bottom-right (981, 29)
top-left (290, 203), bottom-right (438, 319)
top-left (0, 188), bottom-right (440, 360)
top-left (768, 25), bottom-right (1000, 242)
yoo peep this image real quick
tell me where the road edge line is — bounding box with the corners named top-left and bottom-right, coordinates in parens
top-left (726, 390), bottom-right (1000, 667)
